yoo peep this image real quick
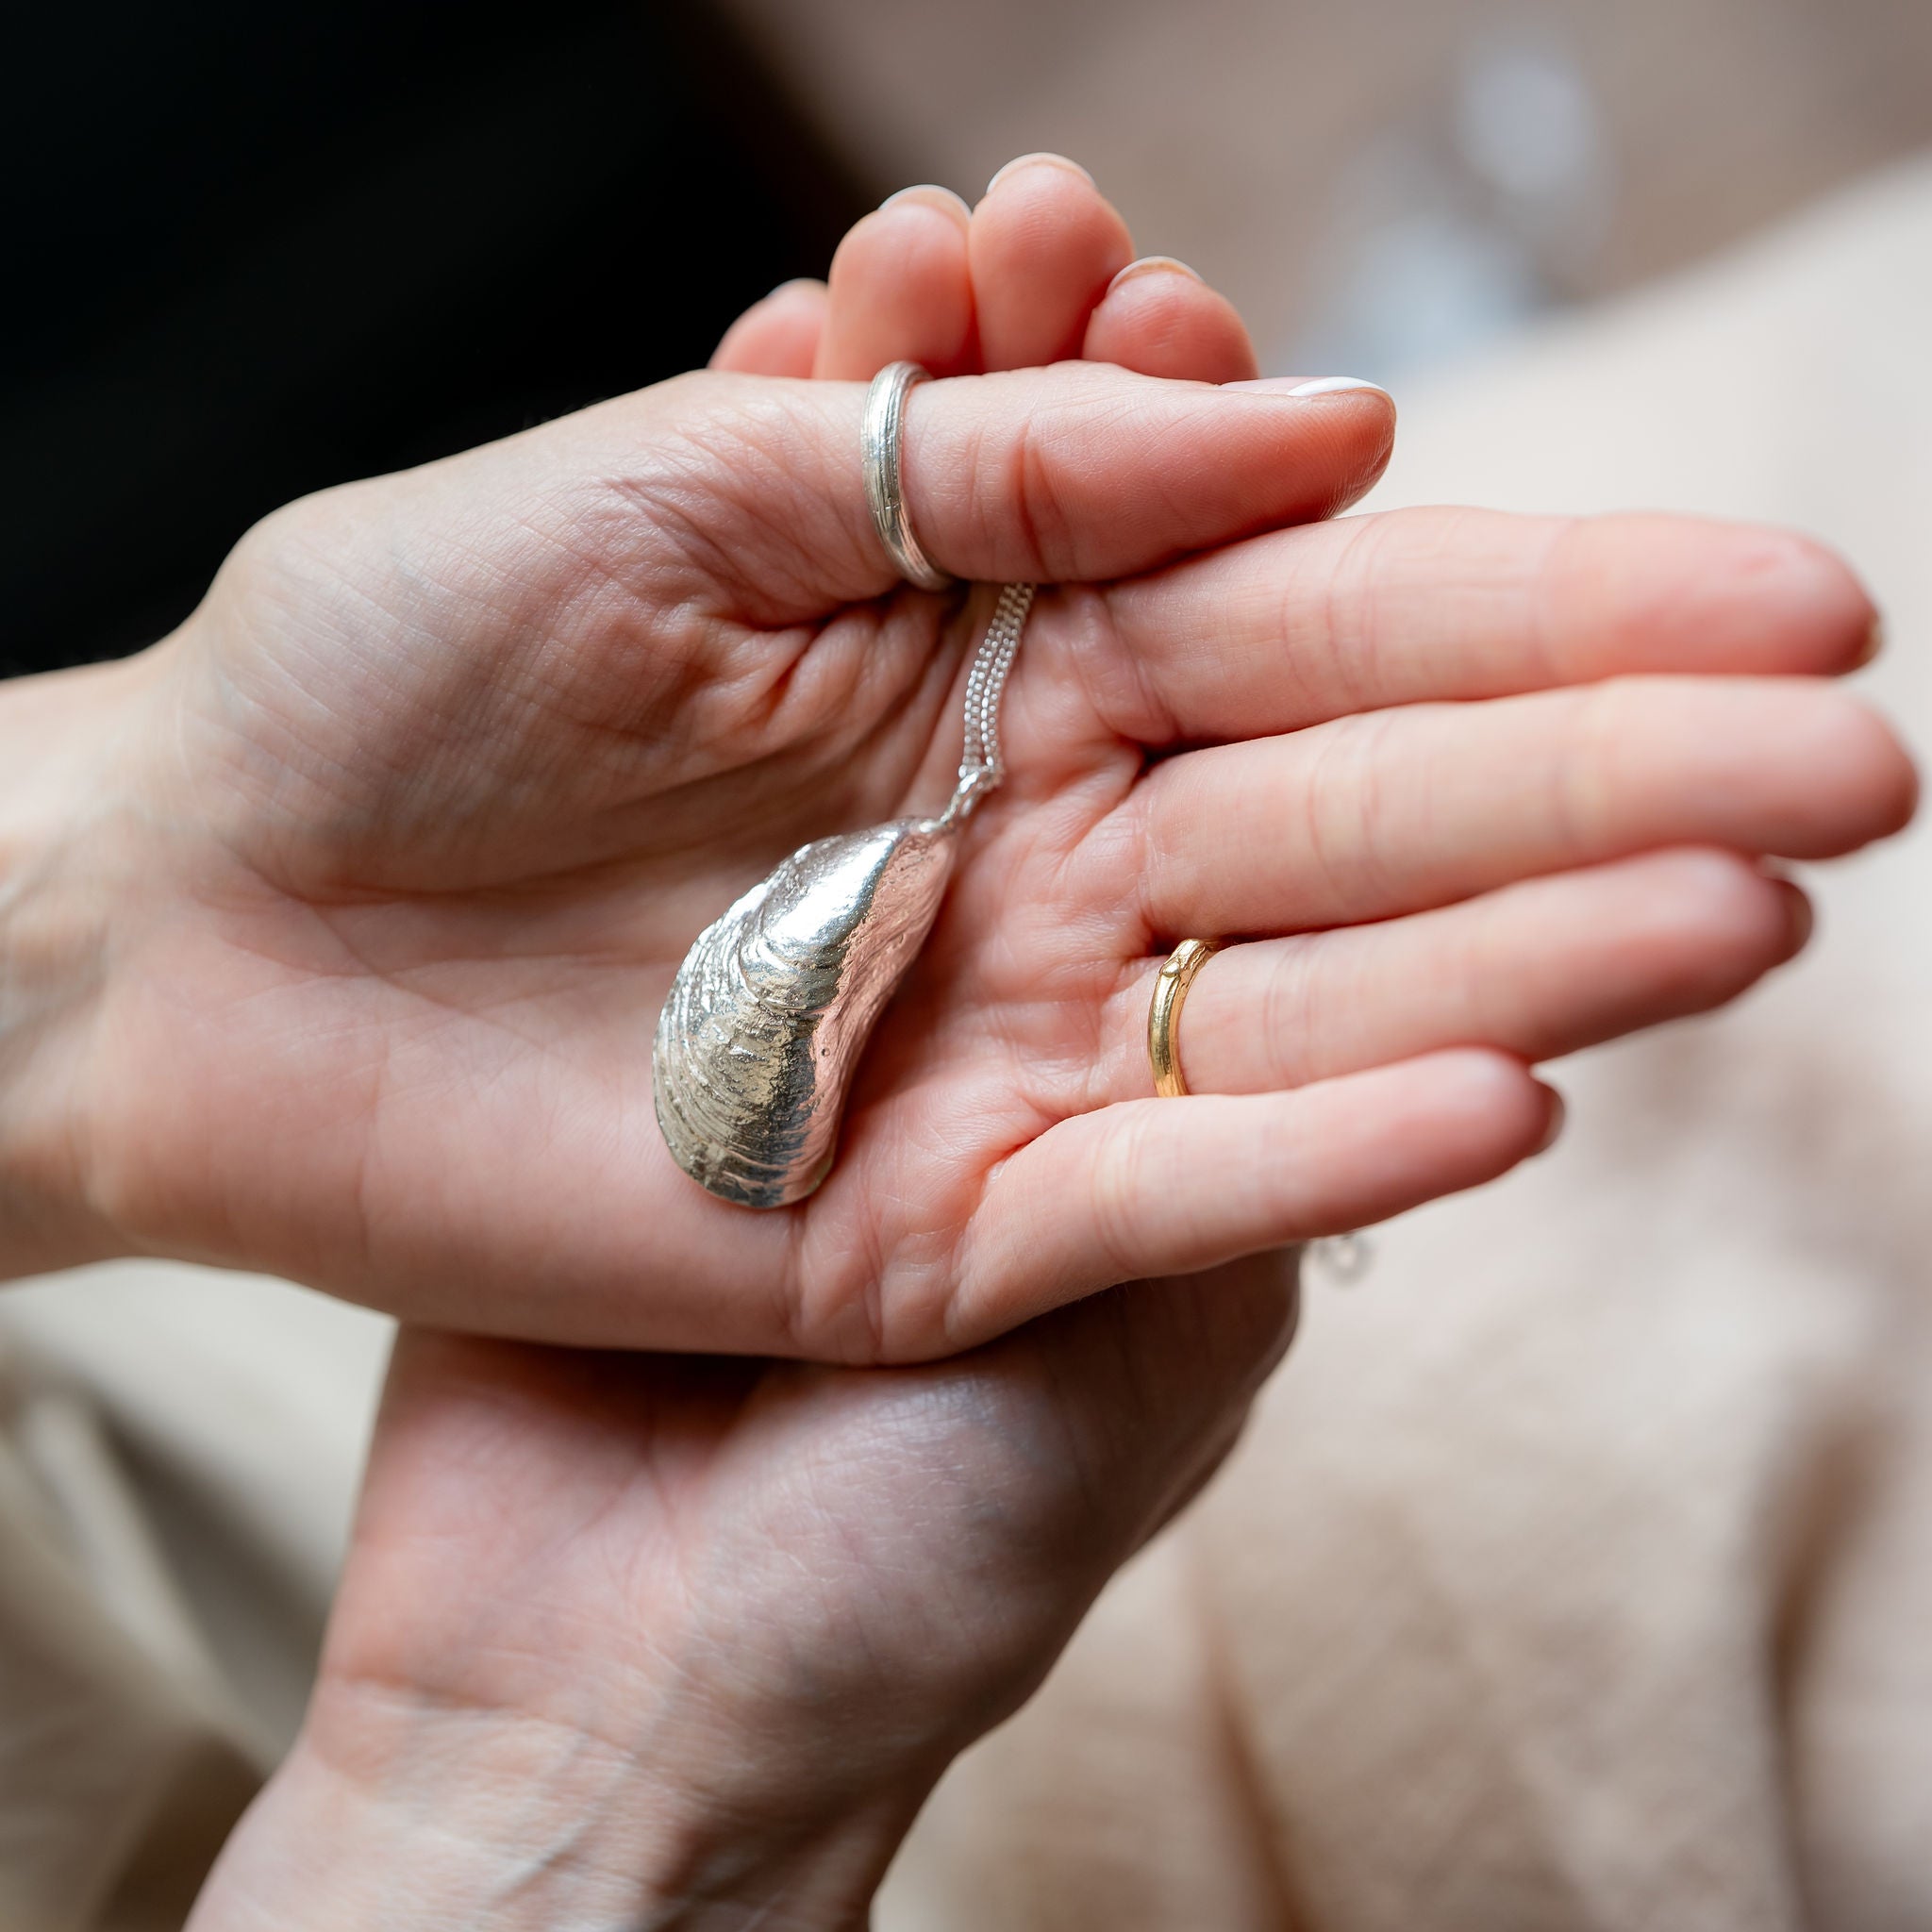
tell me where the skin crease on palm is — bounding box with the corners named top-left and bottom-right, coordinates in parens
top-left (0, 158), bottom-right (1914, 1370)
top-left (180, 164), bottom-right (1919, 1931)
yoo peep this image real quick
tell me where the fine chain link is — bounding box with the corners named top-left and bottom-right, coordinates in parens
top-left (944, 582), bottom-right (1037, 825)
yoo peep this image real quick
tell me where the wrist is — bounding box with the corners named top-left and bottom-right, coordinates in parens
top-left (192, 1716), bottom-right (915, 1932)
top-left (0, 656), bottom-right (158, 1278)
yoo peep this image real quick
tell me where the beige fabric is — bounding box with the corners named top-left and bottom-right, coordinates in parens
top-left (0, 1273), bottom-right (389, 1930)
top-left (2, 158), bottom-right (1928, 1928)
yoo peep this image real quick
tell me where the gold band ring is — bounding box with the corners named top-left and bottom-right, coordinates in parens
top-left (1147, 939), bottom-right (1221, 1097)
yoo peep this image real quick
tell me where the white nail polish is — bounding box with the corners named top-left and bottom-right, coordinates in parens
top-left (1222, 375), bottom-right (1393, 400)
top-left (1284, 376), bottom-right (1391, 399)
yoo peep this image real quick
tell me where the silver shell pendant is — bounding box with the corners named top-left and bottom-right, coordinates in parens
top-left (653, 817), bottom-right (957, 1208)
top-left (655, 580), bottom-right (1037, 1209)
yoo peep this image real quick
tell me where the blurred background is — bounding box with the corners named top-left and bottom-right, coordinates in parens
top-left (8, 0), bottom-right (1932, 677)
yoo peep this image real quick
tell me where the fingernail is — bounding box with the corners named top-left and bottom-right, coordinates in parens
top-left (1226, 375), bottom-right (1392, 400)
top-left (986, 151), bottom-right (1096, 196)
top-left (764, 275), bottom-right (825, 300)
top-left (880, 183), bottom-right (973, 226)
top-left (1106, 255), bottom-right (1203, 293)
top-left (1773, 876), bottom-right (1816, 954)
top-left (1853, 614), bottom-right (1885, 668)
top-left (1534, 1088), bottom-right (1567, 1155)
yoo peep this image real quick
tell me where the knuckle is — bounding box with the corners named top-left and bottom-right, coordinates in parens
top-left (1004, 408), bottom-right (1071, 578)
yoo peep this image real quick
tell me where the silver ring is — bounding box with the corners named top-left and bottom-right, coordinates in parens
top-left (862, 361), bottom-right (955, 592)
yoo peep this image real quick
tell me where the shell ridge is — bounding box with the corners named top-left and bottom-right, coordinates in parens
top-left (653, 818), bottom-right (958, 1208)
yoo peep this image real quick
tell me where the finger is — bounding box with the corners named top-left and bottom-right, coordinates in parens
top-left (679, 362), bottom-right (1396, 613)
top-left (1124, 676), bottom-right (1917, 938)
top-left (1081, 258), bottom-right (1260, 383)
top-left (1087, 848), bottom-right (1807, 1105)
top-left (970, 154), bottom-right (1136, 368)
top-left (710, 279), bottom-right (829, 377)
top-left (1075, 507), bottom-right (1885, 747)
top-left (813, 187), bottom-right (975, 381)
top-left (953, 1050), bottom-right (1556, 1345)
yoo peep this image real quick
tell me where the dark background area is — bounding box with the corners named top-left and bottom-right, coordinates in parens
top-left (2, 0), bottom-right (868, 678)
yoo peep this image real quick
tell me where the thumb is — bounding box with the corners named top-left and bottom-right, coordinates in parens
top-left (656, 363), bottom-right (1394, 614)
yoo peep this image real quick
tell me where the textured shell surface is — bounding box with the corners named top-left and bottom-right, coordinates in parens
top-left (654, 817), bottom-right (958, 1208)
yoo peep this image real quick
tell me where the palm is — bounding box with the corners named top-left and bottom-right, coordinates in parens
top-left (79, 168), bottom-right (1909, 1358)
top-left (85, 353), bottom-right (1907, 1358)
top-left (79, 376), bottom-right (1190, 1341)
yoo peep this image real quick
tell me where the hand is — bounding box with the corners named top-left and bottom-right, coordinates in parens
top-left (192, 172), bottom-right (1299, 1932)
top-left (190, 1259), bottom-right (1298, 1931)
top-left (0, 161), bottom-right (1913, 1360)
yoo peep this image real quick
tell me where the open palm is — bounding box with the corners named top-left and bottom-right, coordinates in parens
top-left (72, 171), bottom-right (1911, 1359)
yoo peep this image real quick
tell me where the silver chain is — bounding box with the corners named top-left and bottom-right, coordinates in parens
top-left (862, 366), bottom-right (1036, 828)
top-left (942, 581), bottom-right (1036, 825)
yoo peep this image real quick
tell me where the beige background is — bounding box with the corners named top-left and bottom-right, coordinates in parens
top-left (724, 0), bottom-right (1932, 368)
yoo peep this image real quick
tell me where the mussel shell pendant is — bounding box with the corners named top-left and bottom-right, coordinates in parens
top-left (654, 818), bottom-right (958, 1208)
